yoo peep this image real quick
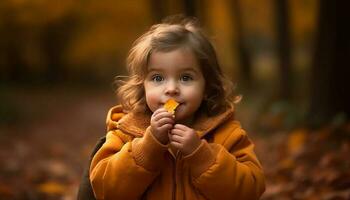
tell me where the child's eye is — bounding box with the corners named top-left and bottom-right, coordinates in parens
top-left (151, 75), bottom-right (164, 82)
top-left (180, 75), bottom-right (193, 82)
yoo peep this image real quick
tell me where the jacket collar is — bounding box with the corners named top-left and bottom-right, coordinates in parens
top-left (107, 105), bottom-right (234, 138)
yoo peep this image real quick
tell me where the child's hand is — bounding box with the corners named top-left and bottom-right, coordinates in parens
top-left (150, 108), bottom-right (175, 144)
top-left (169, 124), bottom-right (201, 156)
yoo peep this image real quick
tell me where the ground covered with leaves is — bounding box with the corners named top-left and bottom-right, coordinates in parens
top-left (0, 87), bottom-right (349, 200)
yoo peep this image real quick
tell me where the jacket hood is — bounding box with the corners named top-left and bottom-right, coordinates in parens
top-left (106, 105), bottom-right (235, 138)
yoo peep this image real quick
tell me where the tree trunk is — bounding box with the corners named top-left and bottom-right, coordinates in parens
top-left (183, 0), bottom-right (196, 17)
top-left (274, 0), bottom-right (292, 100)
top-left (41, 14), bottom-right (76, 83)
top-left (307, 0), bottom-right (350, 128)
top-left (150, 0), bottom-right (167, 23)
top-left (231, 0), bottom-right (252, 89)
top-left (2, 11), bottom-right (26, 82)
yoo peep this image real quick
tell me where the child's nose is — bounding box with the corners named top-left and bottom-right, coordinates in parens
top-left (165, 81), bottom-right (179, 96)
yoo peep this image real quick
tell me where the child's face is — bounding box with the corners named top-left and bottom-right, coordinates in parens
top-left (144, 48), bottom-right (205, 122)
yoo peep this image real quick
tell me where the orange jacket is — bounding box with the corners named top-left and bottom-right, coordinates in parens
top-left (90, 105), bottom-right (265, 200)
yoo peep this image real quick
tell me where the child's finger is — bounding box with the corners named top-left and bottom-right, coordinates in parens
top-left (153, 111), bottom-right (174, 121)
top-left (170, 128), bottom-right (184, 136)
top-left (168, 133), bottom-right (183, 142)
top-left (158, 124), bottom-right (173, 133)
top-left (152, 108), bottom-right (163, 116)
top-left (157, 118), bottom-right (175, 127)
top-left (152, 108), bottom-right (168, 118)
top-left (169, 141), bottom-right (182, 149)
top-left (173, 124), bottom-right (189, 131)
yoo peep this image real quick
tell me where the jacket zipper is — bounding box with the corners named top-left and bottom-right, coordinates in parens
top-left (172, 159), bottom-right (176, 200)
top-left (171, 150), bottom-right (181, 200)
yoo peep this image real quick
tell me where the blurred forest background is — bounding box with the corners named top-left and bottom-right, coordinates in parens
top-left (0, 0), bottom-right (349, 199)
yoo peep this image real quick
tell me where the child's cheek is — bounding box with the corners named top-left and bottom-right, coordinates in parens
top-left (145, 92), bottom-right (161, 112)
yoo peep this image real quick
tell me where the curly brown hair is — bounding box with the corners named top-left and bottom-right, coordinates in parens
top-left (116, 16), bottom-right (241, 116)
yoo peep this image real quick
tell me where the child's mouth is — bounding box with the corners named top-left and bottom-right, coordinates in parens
top-left (160, 102), bottom-right (184, 110)
top-left (176, 103), bottom-right (184, 110)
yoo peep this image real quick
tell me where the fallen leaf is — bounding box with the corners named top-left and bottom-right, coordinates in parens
top-left (37, 181), bottom-right (67, 195)
top-left (287, 129), bottom-right (307, 155)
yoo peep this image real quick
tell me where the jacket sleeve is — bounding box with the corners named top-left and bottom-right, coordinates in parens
top-left (183, 127), bottom-right (265, 200)
top-left (89, 127), bottom-right (168, 200)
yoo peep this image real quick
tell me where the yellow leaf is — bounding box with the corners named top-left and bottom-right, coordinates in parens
top-left (164, 99), bottom-right (179, 114)
top-left (279, 158), bottom-right (295, 169)
top-left (37, 181), bottom-right (66, 195)
top-left (287, 129), bottom-right (307, 155)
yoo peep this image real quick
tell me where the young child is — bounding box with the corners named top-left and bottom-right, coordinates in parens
top-left (80, 16), bottom-right (265, 200)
